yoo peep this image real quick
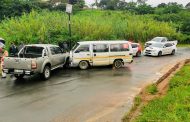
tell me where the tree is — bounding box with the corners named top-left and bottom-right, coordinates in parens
top-left (157, 3), bottom-right (167, 8)
top-left (137, 0), bottom-right (147, 5)
top-left (99, 0), bottom-right (120, 10)
top-left (163, 2), bottom-right (183, 14)
top-left (186, 2), bottom-right (190, 9)
top-left (136, 4), bottom-right (154, 14)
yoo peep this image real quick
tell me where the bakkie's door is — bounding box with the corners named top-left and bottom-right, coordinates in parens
top-left (92, 44), bottom-right (110, 66)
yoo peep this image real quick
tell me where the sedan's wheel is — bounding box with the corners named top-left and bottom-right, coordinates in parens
top-left (171, 50), bottom-right (175, 55)
top-left (42, 66), bottom-right (51, 80)
top-left (113, 60), bottom-right (123, 69)
top-left (14, 74), bottom-right (24, 79)
top-left (136, 51), bottom-right (141, 57)
top-left (158, 51), bottom-right (162, 57)
top-left (79, 61), bottom-right (89, 70)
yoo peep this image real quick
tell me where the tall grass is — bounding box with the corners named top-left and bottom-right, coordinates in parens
top-left (0, 10), bottom-right (180, 47)
top-left (134, 64), bottom-right (190, 121)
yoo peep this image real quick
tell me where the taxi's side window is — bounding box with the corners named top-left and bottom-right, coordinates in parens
top-left (93, 44), bottom-right (108, 53)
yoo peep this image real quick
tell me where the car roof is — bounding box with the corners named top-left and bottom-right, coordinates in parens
top-left (25, 44), bottom-right (59, 48)
top-left (77, 40), bottom-right (129, 44)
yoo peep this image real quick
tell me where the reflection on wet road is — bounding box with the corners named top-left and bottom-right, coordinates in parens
top-left (0, 47), bottom-right (190, 122)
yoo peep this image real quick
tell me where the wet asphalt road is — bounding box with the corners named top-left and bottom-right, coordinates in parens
top-left (0, 47), bottom-right (190, 122)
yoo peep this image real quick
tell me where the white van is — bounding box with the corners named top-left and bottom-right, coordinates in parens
top-left (70, 41), bottom-right (133, 69)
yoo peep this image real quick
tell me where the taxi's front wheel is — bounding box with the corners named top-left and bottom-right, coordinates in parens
top-left (79, 61), bottom-right (89, 70)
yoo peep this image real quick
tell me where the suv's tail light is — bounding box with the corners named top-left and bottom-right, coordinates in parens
top-left (31, 60), bottom-right (37, 69)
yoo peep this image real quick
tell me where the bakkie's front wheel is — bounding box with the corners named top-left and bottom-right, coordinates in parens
top-left (79, 61), bottom-right (89, 70)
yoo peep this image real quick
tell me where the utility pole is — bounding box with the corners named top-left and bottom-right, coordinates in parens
top-left (66, 0), bottom-right (73, 50)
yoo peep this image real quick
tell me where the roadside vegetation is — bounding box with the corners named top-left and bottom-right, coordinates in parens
top-left (0, 0), bottom-right (189, 48)
top-left (127, 63), bottom-right (190, 121)
top-left (0, 10), bottom-right (181, 47)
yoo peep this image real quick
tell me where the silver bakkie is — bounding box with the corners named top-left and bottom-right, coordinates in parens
top-left (3, 44), bottom-right (69, 80)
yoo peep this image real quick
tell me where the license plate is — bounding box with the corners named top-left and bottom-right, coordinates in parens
top-left (14, 69), bottom-right (23, 73)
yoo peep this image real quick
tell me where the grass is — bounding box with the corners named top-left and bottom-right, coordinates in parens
top-left (134, 64), bottom-right (190, 122)
top-left (146, 84), bottom-right (158, 95)
top-left (177, 44), bottom-right (190, 48)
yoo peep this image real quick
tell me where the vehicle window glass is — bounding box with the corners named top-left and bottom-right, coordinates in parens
top-left (54, 47), bottom-right (63, 54)
top-left (165, 43), bottom-right (172, 47)
top-left (131, 44), bottom-right (138, 48)
top-left (50, 47), bottom-right (56, 55)
top-left (110, 43), bottom-right (129, 52)
top-left (25, 46), bottom-right (44, 58)
top-left (75, 45), bottom-right (89, 53)
top-left (93, 44), bottom-right (108, 53)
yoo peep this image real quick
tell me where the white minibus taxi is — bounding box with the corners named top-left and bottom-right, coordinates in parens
top-left (70, 41), bottom-right (133, 70)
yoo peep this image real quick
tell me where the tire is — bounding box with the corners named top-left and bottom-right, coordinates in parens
top-left (79, 61), bottom-right (89, 70)
top-left (113, 60), bottom-right (123, 69)
top-left (41, 66), bottom-right (51, 80)
top-left (14, 74), bottom-right (24, 79)
top-left (158, 51), bottom-right (162, 57)
top-left (171, 50), bottom-right (175, 55)
top-left (136, 51), bottom-right (141, 57)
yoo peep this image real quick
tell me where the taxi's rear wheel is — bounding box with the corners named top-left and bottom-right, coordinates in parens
top-left (136, 51), bottom-right (141, 57)
top-left (79, 61), bottom-right (89, 70)
top-left (113, 60), bottom-right (123, 69)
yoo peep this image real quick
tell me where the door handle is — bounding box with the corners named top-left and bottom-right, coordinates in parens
top-left (94, 54), bottom-right (96, 56)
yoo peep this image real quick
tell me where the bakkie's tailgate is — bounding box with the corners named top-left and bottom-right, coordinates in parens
top-left (4, 57), bottom-right (32, 70)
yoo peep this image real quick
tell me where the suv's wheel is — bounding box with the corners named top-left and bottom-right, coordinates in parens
top-left (171, 50), bottom-right (175, 55)
top-left (136, 51), bottom-right (141, 57)
top-left (42, 66), bottom-right (51, 80)
top-left (113, 60), bottom-right (123, 69)
top-left (79, 61), bottom-right (89, 70)
top-left (14, 74), bottom-right (24, 79)
top-left (158, 51), bottom-right (162, 57)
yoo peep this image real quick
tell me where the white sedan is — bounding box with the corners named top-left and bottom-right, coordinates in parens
top-left (144, 42), bottom-right (177, 57)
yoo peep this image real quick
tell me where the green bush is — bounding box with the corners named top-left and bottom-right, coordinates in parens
top-left (0, 10), bottom-right (181, 47)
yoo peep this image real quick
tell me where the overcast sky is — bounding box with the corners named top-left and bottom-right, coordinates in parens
top-left (85, 0), bottom-right (189, 7)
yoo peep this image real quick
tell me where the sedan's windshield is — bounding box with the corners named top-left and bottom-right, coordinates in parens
top-left (151, 37), bottom-right (163, 42)
top-left (150, 43), bottom-right (164, 48)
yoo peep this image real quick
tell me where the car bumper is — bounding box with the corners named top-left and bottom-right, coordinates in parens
top-left (3, 69), bottom-right (34, 75)
top-left (144, 51), bottom-right (158, 56)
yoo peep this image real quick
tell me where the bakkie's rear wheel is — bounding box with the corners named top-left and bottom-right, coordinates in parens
top-left (42, 66), bottom-right (51, 80)
top-left (113, 60), bottom-right (123, 69)
top-left (79, 61), bottom-right (89, 70)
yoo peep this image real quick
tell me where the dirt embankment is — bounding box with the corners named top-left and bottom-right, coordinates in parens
top-left (123, 59), bottom-right (190, 122)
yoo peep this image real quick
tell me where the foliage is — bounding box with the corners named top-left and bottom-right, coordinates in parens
top-left (134, 64), bottom-right (190, 121)
top-left (146, 84), bottom-right (158, 95)
top-left (0, 0), bottom-right (85, 21)
top-left (0, 10), bottom-right (180, 47)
